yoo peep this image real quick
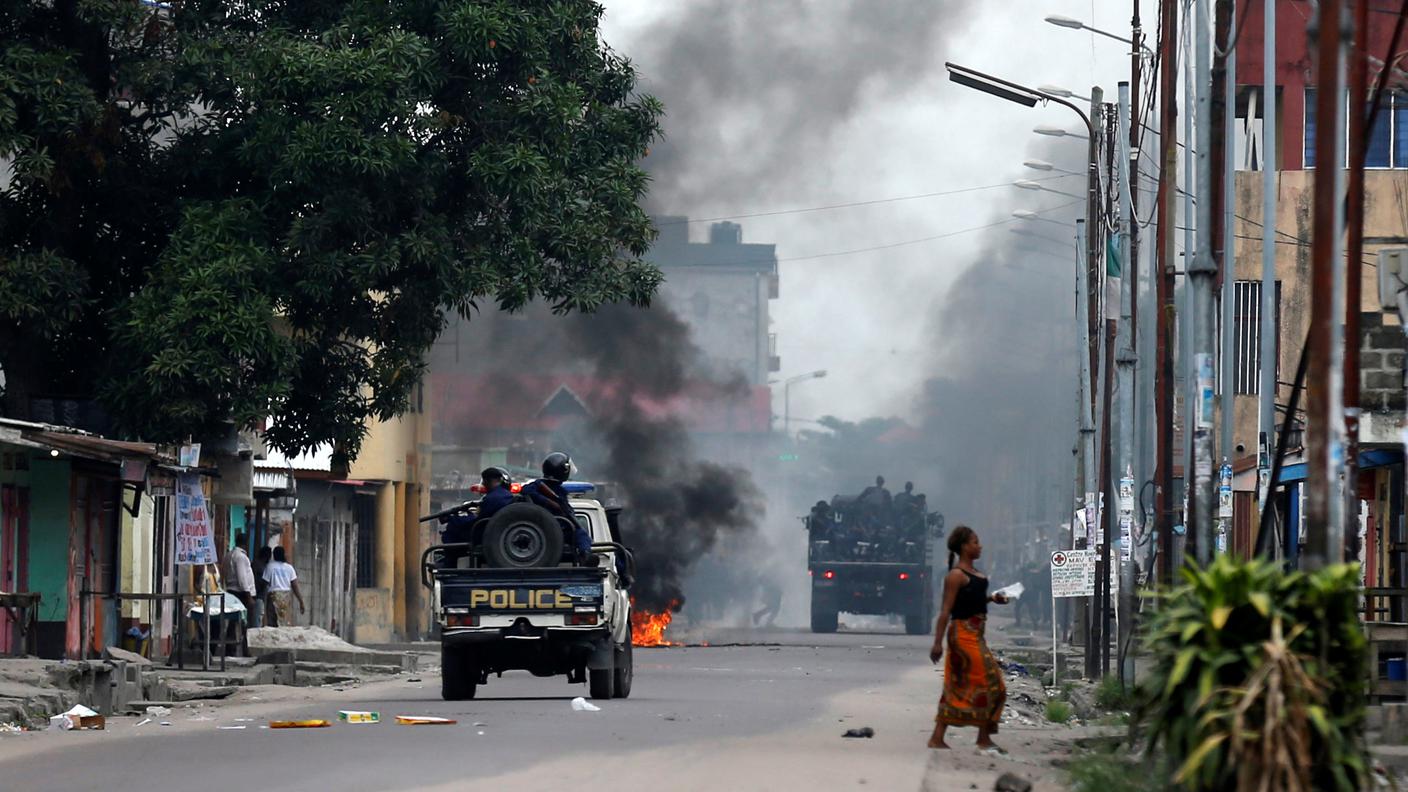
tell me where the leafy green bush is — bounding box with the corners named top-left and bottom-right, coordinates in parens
top-left (1066, 749), bottom-right (1160, 792)
top-left (1096, 673), bottom-right (1136, 711)
top-left (1137, 557), bottom-right (1366, 792)
top-left (1045, 699), bottom-right (1073, 724)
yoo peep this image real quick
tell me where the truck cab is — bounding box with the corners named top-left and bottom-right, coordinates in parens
top-left (421, 484), bottom-right (635, 700)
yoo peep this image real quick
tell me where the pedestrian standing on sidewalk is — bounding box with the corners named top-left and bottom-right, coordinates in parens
top-left (252, 545), bottom-right (271, 627)
top-left (928, 525), bottom-right (1009, 753)
top-left (263, 546), bottom-right (305, 627)
top-left (225, 533), bottom-right (257, 615)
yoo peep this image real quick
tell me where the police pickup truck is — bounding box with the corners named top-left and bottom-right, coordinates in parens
top-left (420, 482), bottom-right (635, 701)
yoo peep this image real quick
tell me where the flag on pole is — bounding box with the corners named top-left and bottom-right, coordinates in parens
top-left (1105, 234), bottom-right (1121, 321)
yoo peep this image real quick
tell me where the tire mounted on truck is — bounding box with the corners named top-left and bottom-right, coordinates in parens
top-left (481, 503), bottom-right (564, 568)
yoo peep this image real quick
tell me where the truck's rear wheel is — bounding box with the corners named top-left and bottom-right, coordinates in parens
top-left (588, 666), bottom-right (615, 700)
top-left (481, 503), bottom-right (564, 568)
top-left (811, 601), bottom-right (838, 633)
top-left (440, 645), bottom-right (478, 701)
top-left (612, 637), bottom-right (633, 699)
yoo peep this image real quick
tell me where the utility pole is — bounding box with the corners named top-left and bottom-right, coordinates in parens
top-left (1258, 0), bottom-right (1278, 547)
top-left (1084, 88), bottom-right (1105, 680)
top-left (1344, 0), bottom-right (1369, 559)
top-left (1098, 105), bottom-right (1118, 677)
top-left (1155, 0), bottom-right (1180, 583)
top-left (1305, 0), bottom-right (1348, 571)
top-left (1188, 0), bottom-right (1218, 566)
top-left (1211, 0), bottom-right (1234, 557)
top-left (1116, 81), bottom-right (1137, 686)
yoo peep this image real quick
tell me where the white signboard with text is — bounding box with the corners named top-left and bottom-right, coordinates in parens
top-left (1050, 549), bottom-right (1097, 598)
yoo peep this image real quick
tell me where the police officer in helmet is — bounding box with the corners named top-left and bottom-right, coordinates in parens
top-left (521, 452), bottom-right (594, 560)
top-left (440, 467), bottom-right (514, 567)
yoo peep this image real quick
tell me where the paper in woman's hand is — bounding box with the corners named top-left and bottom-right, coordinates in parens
top-left (992, 582), bottom-right (1025, 601)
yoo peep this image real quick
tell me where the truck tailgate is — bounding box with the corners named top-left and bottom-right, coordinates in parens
top-left (437, 568), bottom-right (608, 613)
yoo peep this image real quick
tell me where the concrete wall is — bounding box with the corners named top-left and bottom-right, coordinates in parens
top-left (1229, 169), bottom-right (1408, 455)
top-left (354, 588), bottom-right (392, 644)
top-left (345, 383), bottom-right (431, 641)
top-left (658, 267), bottom-right (773, 385)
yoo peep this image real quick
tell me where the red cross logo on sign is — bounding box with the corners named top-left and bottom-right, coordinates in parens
top-left (1051, 551), bottom-right (1067, 567)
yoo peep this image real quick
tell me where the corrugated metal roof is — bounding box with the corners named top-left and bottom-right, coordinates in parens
top-left (0, 417), bottom-right (168, 464)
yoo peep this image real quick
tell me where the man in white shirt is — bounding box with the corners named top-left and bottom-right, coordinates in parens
top-left (225, 533), bottom-right (257, 614)
top-left (262, 546), bottom-right (306, 627)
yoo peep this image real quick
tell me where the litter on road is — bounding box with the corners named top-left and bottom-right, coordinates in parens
top-left (338, 711), bottom-right (380, 723)
top-left (570, 697), bottom-right (600, 712)
top-left (841, 727), bottom-right (875, 738)
top-left (269, 720), bottom-right (331, 729)
top-left (395, 715), bottom-right (456, 725)
top-left (218, 725), bottom-right (247, 730)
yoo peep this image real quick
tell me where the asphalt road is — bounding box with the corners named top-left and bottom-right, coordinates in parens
top-left (0, 626), bottom-right (961, 792)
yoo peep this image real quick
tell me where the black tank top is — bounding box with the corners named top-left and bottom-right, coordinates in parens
top-left (951, 568), bottom-right (988, 620)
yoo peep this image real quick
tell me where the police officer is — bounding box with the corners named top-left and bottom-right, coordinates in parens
top-left (521, 452), bottom-right (593, 560)
top-left (441, 467), bottom-right (514, 567)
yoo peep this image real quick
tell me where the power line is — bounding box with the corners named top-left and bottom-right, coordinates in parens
top-left (656, 175), bottom-right (1074, 226)
top-left (697, 200), bottom-right (1082, 267)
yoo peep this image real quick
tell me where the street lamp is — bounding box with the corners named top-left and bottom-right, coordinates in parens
top-left (783, 370), bottom-right (827, 436)
top-left (1012, 209), bottom-right (1070, 226)
top-left (1014, 180), bottom-right (1086, 200)
top-left (1044, 14), bottom-right (1153, 54)
top-left (1034, 125), bottom-right (1088, 139)
top-left (1038, 84), bottom-right (1093, 103)
top-left (1025, 159), bottom-right (1083, 176)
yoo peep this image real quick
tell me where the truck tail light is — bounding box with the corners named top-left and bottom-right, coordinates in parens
top-left (898, 572), bottom-right (910, 581)
top-left (823, 570), bottom-right (835, 580)
top-left (568, 613), bottom-right (599, 626)
top-left (447, 614), bottom-right (479, 627)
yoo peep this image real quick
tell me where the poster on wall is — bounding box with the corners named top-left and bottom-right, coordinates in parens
top-left (175, 473), bottom-right (217, 565)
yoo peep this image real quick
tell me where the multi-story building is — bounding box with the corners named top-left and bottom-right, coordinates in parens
top-left (1225, 1), bottom-right (1408, 577)
top-left (650, 219), bottom-right (781, 386)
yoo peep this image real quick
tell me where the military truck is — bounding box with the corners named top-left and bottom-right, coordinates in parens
top-left (804, 492), bottom-right (944, 635)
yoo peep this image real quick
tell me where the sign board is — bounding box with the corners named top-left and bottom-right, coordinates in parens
top-left (1050, 549), bottom-right (1097, 598)
top-left (178, 443), bottom-right (201, 468)
top-left (175, 473), bottom-right (216, 565)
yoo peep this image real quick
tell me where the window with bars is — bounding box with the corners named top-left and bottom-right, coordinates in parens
top-left (1230, 280), bottom-right (1281, 394)
top-left (354, 494), bottom-right (377, 588)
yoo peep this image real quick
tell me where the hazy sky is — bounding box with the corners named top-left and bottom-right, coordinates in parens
top-left (600, 1), bottom-right (1155, 426)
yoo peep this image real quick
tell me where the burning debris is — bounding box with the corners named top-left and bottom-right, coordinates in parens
top-left (630, 598), bottom-right (680, 647)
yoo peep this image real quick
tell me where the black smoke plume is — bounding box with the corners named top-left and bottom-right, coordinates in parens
top-left (432, 302), bottom-right (762, 613)
top-left (626, 0), bottom-right (976, 210)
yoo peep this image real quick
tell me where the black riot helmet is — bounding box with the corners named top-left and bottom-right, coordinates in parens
top-left (480, 467), bottom-right (507, 488)
top-left (542, 452), bottom-right (572, 482)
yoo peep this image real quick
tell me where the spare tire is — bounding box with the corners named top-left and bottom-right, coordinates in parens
top-left (482, 503), bottom-right (564, 568)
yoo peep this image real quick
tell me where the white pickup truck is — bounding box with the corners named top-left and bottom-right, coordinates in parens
top-left (420, 485), bottom-right (635, 700)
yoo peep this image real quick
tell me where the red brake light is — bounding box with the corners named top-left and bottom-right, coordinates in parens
top-left (510, 482), bottom-right (522, 493)
top-left (568, 613), bottom-right (598, 626)
top-left (823, 570), bottom-right (835, 580)
top-left (898, 572), bottom-right (910, 581)
top-left (470, 484), bottom-right (485, 493)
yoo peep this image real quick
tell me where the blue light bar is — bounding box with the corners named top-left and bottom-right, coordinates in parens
top-left (562, 481), bottom-right (596, 494)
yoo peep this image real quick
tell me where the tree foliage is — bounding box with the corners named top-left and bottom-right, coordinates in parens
top-left (0, 0), bottom-right (662, 460)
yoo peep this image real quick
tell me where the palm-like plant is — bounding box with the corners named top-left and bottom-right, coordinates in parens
top-left (1137, 557), bottom-right (1366, 792)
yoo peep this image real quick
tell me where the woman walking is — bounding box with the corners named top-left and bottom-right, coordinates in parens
top-left (929, 525), bottom-right (1009, 752)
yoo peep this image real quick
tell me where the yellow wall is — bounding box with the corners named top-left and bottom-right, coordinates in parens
top-left (347, 385), bottom-right (433, 642)
top-left (119, 493), bottom-right (155, 621)
top-left (1229, 169), bottom-right (1408, 455)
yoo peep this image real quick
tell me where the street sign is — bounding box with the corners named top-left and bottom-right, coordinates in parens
top-left (1050, 549), bottom-right (1097, 598)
